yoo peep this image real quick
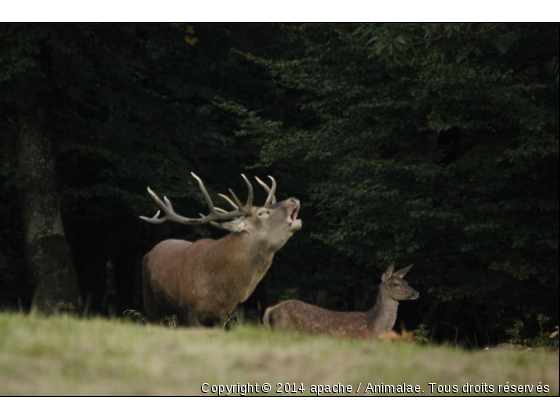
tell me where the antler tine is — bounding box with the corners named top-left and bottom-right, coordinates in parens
top-left (241, 174), bottom-right (254, 210)
top-left (139, 209), bottom-right (166, 224)
top-left (147, 187), bottom-right (168, 212)
top-left (218, 193), bottom-right (239, 210)
top-left (139, 187), bottom-right (169, 223)
top-left (255, 176), bottom-right (277, 206)
top-left (191, 172), bottom-right (216, 214)
top-left (265, 176), bottom-right (277, 206)
top-left (228, 189), bottom-right (244, 208)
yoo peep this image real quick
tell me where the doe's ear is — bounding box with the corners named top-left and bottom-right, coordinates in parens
top-left (394, 264), bottom-right (413, 278)
top-left (219, 218), bottom-right (247, 233)
top-left (381, 263), bottom-right (395, 282)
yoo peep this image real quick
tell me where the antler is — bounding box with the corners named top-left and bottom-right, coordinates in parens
top-left (140, 173), bottom-right (254, 225)
top-left (255, 176), bottom-right (277, 206)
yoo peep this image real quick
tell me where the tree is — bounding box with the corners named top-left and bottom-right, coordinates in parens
top-left (2, 25), bottom-right (81, 313)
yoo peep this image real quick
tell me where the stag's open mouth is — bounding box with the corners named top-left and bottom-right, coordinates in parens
top-left (288, 203), bottom-right (302, 230)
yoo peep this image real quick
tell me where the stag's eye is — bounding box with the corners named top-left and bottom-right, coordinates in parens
top-left (391, 282), bottom-right (399, 287)
top-left (258, 211), bottom-right (267, 216)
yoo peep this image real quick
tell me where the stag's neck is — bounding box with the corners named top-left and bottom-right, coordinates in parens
top-left (220, 232), bottom-right (274, 274)
top-left (367, 290), bottom-right (399, 338)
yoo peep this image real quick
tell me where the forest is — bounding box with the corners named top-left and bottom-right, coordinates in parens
top-left (0, 23), bottom-right (558, 347)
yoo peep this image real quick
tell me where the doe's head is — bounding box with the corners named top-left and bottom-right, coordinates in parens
top-left (380, 263), bottom-right (419, 301)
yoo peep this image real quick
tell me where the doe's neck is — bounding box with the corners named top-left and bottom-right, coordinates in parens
top-left (367, 288), bottom-right (400, 337)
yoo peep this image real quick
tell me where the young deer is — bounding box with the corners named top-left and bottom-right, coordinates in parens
top-left (264, 264), bottom-right (419, 339)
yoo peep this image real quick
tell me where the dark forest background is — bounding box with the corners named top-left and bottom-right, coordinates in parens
top-left (0, 23), bottom-right (558, 346)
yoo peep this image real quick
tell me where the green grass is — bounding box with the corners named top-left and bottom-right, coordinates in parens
top-left (0, 313), bottom-right (557, 396)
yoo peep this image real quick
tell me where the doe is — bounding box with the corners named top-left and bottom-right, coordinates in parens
top-left (264, 264), bottom-right (419, 339)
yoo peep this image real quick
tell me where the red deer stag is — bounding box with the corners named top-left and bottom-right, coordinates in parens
top-left (140, 173), bottom-right (302, 327)
top-left (264, 264), bottom-right (419, 339)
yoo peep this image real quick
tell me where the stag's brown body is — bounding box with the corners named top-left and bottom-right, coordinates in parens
top-left (141, 173), bottom-right (301, 327)
top-left (264, 264), bottom-right (419, 339)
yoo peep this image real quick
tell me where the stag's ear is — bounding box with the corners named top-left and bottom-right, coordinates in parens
top-left (218, 218), bottom-right (247, 233)
top-left (394, 264), bottom-right (413, 278)
top-left (381, 263), bottom-right (395, 282)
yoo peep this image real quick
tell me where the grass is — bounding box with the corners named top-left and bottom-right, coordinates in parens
top-left (0, 313), bottom-right (557, 396)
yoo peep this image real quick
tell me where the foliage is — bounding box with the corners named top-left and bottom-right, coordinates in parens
top-left (506, 314), bottom-right (559, 349)
top-left (506, 320), bottom-right (525, 346)
top-left (528, 315), bottom-right (558, 349)
top-left (413, 324), bottom-right (430, 344)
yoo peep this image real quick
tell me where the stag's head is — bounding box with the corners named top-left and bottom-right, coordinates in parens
top-left (140, 173), bottom-right (302, 250)
top-left (380, 263), bottom-right (419, 301)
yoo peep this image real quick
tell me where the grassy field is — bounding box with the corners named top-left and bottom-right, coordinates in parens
top-left (0, 313), bottom-right (557, 396)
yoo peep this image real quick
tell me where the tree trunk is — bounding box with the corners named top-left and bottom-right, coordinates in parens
top-left (17, 91), bottom-right (81, 314)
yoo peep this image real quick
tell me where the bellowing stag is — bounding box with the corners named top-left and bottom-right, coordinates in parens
top-left (264, 264), bottom-right (419, 339)
top-left (140, 173), bottom-right (302, 327)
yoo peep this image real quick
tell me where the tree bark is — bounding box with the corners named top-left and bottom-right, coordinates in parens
top-left (17, 90), bottom-right (81, 314)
